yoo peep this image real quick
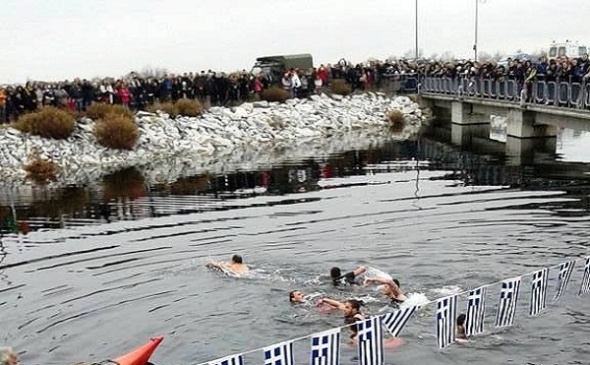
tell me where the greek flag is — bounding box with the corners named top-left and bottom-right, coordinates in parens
top-left (495, 277), bottom-right (521, 328)
top-left (580, 256), bottom-right (590, 296)
top-left (263, 340), bottom-right (294, 365)
top-left (435, 295), bottom-right (457, 349)
top-left (357, 316), bottom-right (384, 365)
top-left (554, 260), bottom-right (575, 301)
top-left (529, 268), bottom-right (548, 316)
top-left (381, 305), bottom-right (419, 338)
top-left (465, 287), bottom-right (486, 337)
top-left (310, 328), bottom-right (340, 365)
top-left (208, 354), bottom-right (244, 365)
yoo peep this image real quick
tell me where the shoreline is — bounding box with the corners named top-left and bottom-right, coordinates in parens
top-left (0, 92), bottom-right (426, 187)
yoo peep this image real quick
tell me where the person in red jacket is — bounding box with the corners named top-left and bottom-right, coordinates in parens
top-left (118, 83), bottom-right (131, 107)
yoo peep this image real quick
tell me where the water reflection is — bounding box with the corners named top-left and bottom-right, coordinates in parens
top-left (2, 132), bottom-right (590, 234)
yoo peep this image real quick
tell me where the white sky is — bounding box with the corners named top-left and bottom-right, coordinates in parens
top-left (1, 0), bottom-right (588, 83)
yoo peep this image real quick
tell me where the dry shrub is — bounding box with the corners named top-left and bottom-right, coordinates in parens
top-left (102, 167), bottom-right (146, 200)
top-left (24, 157), bottom-right (59, 184)
top-left (387, 110), bottom-right (406, 133)
top-left (85, 103), bottom-right (134, 120)
top-left (175, 98), bottom-right (204, 117)
top-left (330, 79), bottom-right (352, 96)
top-left (94, 113), bottom-right (139, 150)
top-left (12, 106), bottom-right (75, 139)
top-left (147, 101), bottom-right (178, 116)
top-left (260, 87), bottom-right (289, 103)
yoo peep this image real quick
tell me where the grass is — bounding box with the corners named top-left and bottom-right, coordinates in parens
top-left (85, 103), bottom-right (134, 120)
top-left (147, 98), bottom-right (204, 117)
top-left (24, 157), bottom-right (59, 184)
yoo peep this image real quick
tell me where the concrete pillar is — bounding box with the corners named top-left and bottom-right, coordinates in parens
top-left (451, 101), bottom-right (490, 145)
top-left (506, 108), bottom-right (558, 139)
top-left (505, 136), bottom-right (557, 166)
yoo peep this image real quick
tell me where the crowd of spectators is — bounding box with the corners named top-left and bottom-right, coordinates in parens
top-left (1, 53), bottom-right (589, 124)
top-left (0, 60), bottom-right (401, 124)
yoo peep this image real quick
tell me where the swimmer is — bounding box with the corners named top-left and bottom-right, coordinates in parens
top-left (319, 298), bottom-right (365, 343)
top-left (364, 277), bottom-right (407, 304)
top-left (289, 290), bottom-right (336, 312)
top-left (206, 254), bottom-right (249, 275)
top-left (330, 265), bottom-right (367, 286)
top-left (456, 313), bottom-right (468, 343)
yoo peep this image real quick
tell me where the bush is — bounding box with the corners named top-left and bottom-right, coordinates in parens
top-left (85, 103), bottom-right (134, 120)
top-left (24, 157), bottom-right (59, 184)
top-left (146, 99), bottom-right (204, 117)
top-left (175, 98), bottom-right (204, 117)
top-left (387, 110), bottom-right (406, 133)
top-left (147, 101), bottom-right (178, 116)
top-left (94, 113), bottom-right (139, 150)
top-left (260, 87), bottom-right (289, 103)
top-left (330, 79), bottom-right (352, 96)
top-left (12, 106), bottom-right (75, 139)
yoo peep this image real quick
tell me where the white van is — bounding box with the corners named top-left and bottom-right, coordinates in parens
top-left (548, 40), bottom-right (588, 60)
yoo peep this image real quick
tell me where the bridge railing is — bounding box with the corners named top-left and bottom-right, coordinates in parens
top-left (419, 76), bottom-right (590, 110)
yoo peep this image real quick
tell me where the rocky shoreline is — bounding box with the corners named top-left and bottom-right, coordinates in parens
top-left (0, 93), bottom-right (426, 186)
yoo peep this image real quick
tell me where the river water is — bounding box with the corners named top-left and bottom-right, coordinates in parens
top-left (1, 127), bottom-right (589, 365)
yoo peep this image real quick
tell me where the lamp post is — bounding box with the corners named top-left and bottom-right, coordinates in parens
top-left (415, 0), bottom-right (419, 60)
top-left (474, 0), bottom-right (486, 62)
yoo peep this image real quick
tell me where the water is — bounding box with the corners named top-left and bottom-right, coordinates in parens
top-left (1, 128), bottom-right (590, 365)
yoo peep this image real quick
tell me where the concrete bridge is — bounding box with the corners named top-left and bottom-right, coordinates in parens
top-left (417, 77), bottom-right (590, 161)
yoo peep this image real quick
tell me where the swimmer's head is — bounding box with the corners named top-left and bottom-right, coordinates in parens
top-left (289, 290), bottom-right (305, 303)
top-left (393, 279), bottom-right (400, 287)
top-left (231, 254), bottom-right (243, 264)
top-left (343, 299), bottom-right (363, 316)
top-left (330, 267), bottom-right (342, 279)
top-left (457, 313), bottom-right (466, 326)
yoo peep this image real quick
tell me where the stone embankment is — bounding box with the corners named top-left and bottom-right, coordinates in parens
top-left (0, 93), bottom-right (427, 186)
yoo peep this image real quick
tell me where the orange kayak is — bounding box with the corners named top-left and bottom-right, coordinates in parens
top-left (111, 336), bottom-right (164, 365)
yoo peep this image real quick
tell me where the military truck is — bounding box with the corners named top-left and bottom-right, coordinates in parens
top-left (251, 54), bottom-right (313, 82)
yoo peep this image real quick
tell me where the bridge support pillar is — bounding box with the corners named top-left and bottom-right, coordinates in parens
top-left (451, 101), bottom-right (490, 145)
top-left (506, 108), bottom-right (558, 139)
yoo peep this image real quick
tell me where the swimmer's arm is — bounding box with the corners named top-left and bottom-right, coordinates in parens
top-left (318, 298), bottom-right (346, 310)
top-left (363, 277), bottom-right (389, 285)
top-left (353, 265), bottom-right (367, 277)
top-left (206, 261), bottom-right (227, 269)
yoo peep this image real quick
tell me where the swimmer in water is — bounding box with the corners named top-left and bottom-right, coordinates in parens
top-left (289, 290), bottom-right (336, 312)
top-left (363, 277), bottom-right (407, 304)
top-left (330, 265), bottom-right (367, 286)
top-left (318, 298), bottom-right (365, 343)
top-left (456, 313), bottom-right (468, 343)
top-left (206, 254), bottom-right (249, 275)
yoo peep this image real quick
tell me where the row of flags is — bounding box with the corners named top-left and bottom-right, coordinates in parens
top-left (202, 257), bottom-right (590, 365)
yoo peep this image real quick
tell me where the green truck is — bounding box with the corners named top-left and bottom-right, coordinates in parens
top-left (251, 54), bottom-right (314, 80)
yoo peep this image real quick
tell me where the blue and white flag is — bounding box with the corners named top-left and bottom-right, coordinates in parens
top-left (381, 305), bottom-right (419, 338)
top-left (436, 294), bottom-right (457, 349)
top-left (264, 340), bottom-right (294, 365)
top-left (554, 260), bottom-right (575, 301)
top-left (208, 353), bottom-right (244, 365)
top-left (495, 277), bottom-right (521, 327)
top-left (310, 328), bottom-right (340, 365)
top-left (580, 256), bottom-right (590, 296)
top-left (465, 286), bottom-right (486, 337)
top-left (357, 316), bottom-right (383, 365)
top-left (530, 268), bottom-right (548, 316)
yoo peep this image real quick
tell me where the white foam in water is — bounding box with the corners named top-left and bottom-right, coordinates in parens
top-left (430, 285), bottom-right (462, 296)
top-left (400, 292), bottom-right (431, 308)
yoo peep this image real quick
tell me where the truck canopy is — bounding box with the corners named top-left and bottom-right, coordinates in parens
top-left (254, 54), bottom-right (313, 70)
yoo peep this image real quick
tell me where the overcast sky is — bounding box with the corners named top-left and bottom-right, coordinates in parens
top-left (1, 0), bottom-right (588, 83)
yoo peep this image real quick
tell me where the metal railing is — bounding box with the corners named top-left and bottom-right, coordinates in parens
top-left (419, 76), bottom-right (590, 109)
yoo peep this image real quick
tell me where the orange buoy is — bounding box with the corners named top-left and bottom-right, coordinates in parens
top-left (112, 336), bottom-right (164, 365)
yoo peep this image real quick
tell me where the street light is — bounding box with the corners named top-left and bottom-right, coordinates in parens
top-left (415, 0), bottom-right (419, 60)
top-left (474, 0), bottom-right (487, 62)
